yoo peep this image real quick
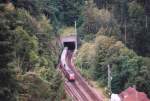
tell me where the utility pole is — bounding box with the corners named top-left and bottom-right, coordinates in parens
top-left (108, 64), bottom-right (112, 96)
top-left (75, 21), bottom-right (77, 51)
top-left (133, 85), bottom-right (137, 101)
top-left (146, 15), bottom-right (148, 29)
top-left (124, 21), bottom-right (127, 45)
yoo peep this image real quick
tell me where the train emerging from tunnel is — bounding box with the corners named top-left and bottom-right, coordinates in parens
top-left (60, 47), bottom-right (75, 81)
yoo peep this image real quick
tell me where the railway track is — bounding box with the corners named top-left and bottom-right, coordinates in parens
top-left (67, 51), bottom-right (103, 101)
top-left (65, 81), bottom-right (89, 101)
top-left (59, 65), bottom-right (89, 101)
top-left (64, 82), bottom-right (79, 101)
top-left (59, 48), bottom-right (103, 101)
top-left (71, 82), bottom-right (89, 101)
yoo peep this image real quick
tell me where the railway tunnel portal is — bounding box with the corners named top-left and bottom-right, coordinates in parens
top-left (61, 35), bottom-right (77, 51)
top-left (64, 41), bottom-right (75, 50)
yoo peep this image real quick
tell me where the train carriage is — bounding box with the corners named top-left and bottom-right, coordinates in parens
top-left (60, 47), bottom-right (75, 81)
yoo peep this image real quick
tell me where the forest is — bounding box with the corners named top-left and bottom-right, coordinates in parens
top-left (76, 0), bottom-right (150, 98)
top-left (0, 0), bottom-right (150, 101)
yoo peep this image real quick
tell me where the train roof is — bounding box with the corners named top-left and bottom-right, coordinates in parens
top-left (67, 69), bottom-right (74, 74)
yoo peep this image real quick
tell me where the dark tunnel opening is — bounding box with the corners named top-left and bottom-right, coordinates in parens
top-left (63, 41), bottom-right (75, 50)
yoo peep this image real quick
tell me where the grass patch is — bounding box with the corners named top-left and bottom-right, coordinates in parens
top-left (60, 27), bottom-right (75, 37)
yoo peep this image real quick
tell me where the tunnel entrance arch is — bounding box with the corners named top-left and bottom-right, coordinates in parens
top-left (63, 41), bottom-right (75, 50)
top-left (61, 35), bottom-right (77, 51)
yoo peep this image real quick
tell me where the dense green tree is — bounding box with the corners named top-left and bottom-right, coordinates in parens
top-left (110, 0), bottom-right (150, 56)
top-left (0, 2), bottom-right (64, 100)
top-left (78, 2), bottom-right (120, 41)
top-left (13, 0), bottom-right (85, 27)
top-left (77, 35), bottom-right (150, 97)
top-left (94, 0), bottom-right (112, 9)
top-left (60, 0), bottom-right (85, 26)
top-left (96, 0), bottom-right (150, 56)
top-left (126, 2), bottom-right (150, 56)
top-left (0, 13), bottom-right (18, 101)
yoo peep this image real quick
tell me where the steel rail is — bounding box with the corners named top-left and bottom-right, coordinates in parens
top-left (67, 51), bottom-right (103, 101)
